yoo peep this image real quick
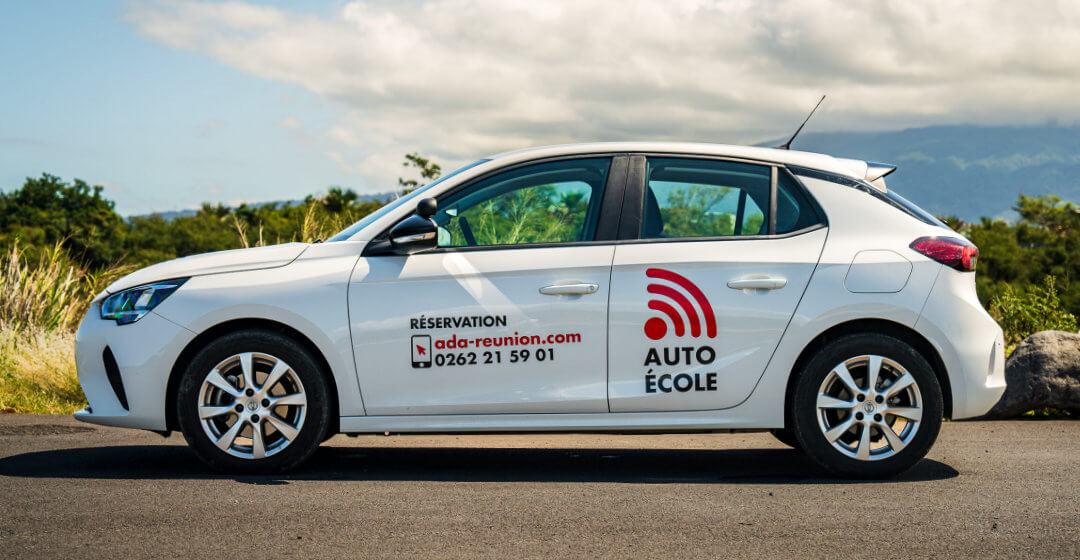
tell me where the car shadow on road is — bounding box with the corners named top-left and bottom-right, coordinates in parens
top-left (0, 444), bottom-right (959, 484)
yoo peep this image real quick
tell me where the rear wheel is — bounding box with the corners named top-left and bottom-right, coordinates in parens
top-left (769, 429), bottom-right (802, 451)
top-left (791, 333), bottom-right (942, 478)
top-left (177, 330), bottom-right (331, 473)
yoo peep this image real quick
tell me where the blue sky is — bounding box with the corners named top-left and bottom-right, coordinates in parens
top-left (3, 1), bottom-right (1079, 215)
top-left (1, 1), bottom-right (349, 214)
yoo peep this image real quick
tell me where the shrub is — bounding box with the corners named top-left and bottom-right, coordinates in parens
top-left (990, 275), bottom-right (1078, 350)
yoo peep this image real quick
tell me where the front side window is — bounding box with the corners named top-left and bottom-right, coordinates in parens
top-left (433, 157), bottom-right (610, 248)
top-left (642, 158), bottom-right (771, 239)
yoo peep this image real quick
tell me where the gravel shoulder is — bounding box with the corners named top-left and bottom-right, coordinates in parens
top-left (0, 415), bottom-right (1077, 559)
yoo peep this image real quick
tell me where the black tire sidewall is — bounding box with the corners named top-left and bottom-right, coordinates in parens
top-left (177, 330), bottom-right (331, 474)
top-left (792, 333), bottom-right (943, 478)
top-left (769, 428), bottom-right (803, 451)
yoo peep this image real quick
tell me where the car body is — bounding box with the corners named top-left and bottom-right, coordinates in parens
top-left (74, 142), bottom-right (1006, 476)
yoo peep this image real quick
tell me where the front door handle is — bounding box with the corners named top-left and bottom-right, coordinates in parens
top-left (539, 282), bottom-right (599, 296)
top-left (727, 276), bottom-right (787, 291)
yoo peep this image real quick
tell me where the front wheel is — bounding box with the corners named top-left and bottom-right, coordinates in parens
top-left (177, 330), bottom-right (332, 473)
top-left (791, 333), bottom-right (943, 479)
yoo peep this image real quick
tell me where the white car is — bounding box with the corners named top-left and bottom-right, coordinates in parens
top-left (74, 142), bottom-right (1006, 478)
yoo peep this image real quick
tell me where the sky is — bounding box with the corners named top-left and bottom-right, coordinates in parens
top-left (3, 0), bottom-right (1080, 215)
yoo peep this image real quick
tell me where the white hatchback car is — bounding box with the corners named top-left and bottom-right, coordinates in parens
top-left (74, 142), bottom-right (1006, 477)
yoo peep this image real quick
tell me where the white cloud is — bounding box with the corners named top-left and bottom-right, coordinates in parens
top-left (127, 0), bottom-right (1080, 190)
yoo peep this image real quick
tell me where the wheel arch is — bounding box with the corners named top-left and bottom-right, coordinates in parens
top-left (165, 318), bottom-right (340, 432)
top-left (783, 318), bottom-right (952, 423)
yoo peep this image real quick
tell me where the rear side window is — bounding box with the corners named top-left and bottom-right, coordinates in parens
top-left (641, 158), bottom-right (822, 240)
top-left (643, 158), bottom-right (769, 238)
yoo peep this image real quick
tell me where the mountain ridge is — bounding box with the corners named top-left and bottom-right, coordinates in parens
top-left (789, 124), bottom-right (1080, 219)
top-left (138, 124), bottom-right (1080, 221)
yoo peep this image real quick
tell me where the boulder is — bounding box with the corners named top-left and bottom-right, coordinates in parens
top-left (985, 330), bottom-right (1080, 418)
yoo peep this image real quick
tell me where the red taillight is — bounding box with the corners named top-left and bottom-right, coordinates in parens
top-left (910, 236), bottom-right (978, 272)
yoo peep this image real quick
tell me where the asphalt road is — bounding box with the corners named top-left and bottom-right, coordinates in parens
top-left (0, 415), bottom-right (1077, 559)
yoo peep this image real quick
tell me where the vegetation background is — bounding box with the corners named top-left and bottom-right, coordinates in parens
top-left (0, 153), bottom-right (1076, 413)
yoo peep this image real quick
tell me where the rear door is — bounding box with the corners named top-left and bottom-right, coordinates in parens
top-left (350, 155), bottom-right (627, 415)
top-left (607, 156), bottom-right (827, 412)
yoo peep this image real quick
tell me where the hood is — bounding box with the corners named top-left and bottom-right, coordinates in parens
top-left (106, 242), bottom-right (310, 294)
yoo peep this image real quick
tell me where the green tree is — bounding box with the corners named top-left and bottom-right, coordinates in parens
top-left (398, 152), bottom-right (442, 193)
top-left (962, 195), bottom-right (1080, 317)
top-left (320, 187), bottom-right (359, 214)
top-left (0, 174), bottom-right (122, 267)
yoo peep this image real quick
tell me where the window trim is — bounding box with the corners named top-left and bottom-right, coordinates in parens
top-left (364, 154), bottom-right (630, 255)
top-left (769, 166), bottom-right (778, 234)
top-left (607, 223), bottom-right (828, 247)
top-left (618, 153), bottom-right (828, 243)
top-left (375, 223), bottom-right (828, 253)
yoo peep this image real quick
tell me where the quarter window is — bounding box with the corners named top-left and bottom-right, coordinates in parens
top-left (434, 158), bottom-right (610, 248)
top-left (775, 171), bottom-right (824, 234)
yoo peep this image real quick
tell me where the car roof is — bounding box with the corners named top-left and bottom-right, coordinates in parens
top-left (485, 142), bottom-right (869, 181)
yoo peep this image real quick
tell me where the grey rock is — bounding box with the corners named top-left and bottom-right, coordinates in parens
top-left (985, 330), bottom-right (1080, 418)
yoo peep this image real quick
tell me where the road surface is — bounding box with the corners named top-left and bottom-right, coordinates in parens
top-left (0, 414), bottom-right (1077, 559)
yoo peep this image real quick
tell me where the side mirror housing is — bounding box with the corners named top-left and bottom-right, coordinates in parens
top-left (416, 197), bottom-right (437, 218)
top-left (388, 198), bottom-right (438, 255)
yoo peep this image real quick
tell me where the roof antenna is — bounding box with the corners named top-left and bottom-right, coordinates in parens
top-left (776, 94), bottom-right (826, 150)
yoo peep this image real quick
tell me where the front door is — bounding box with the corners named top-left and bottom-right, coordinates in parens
top-left (350, 156), bottom-right (625, 415)
top-left (607, 156), bottom-right (828, 412)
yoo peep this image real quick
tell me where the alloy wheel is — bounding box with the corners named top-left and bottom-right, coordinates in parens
top-left (197, 352), bottom-right (308, 460)
top-left (815, 354), bottom-right (923, 461)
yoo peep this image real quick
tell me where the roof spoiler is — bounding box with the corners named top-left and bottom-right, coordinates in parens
top-left (865, 161), bottom-right (897, 182)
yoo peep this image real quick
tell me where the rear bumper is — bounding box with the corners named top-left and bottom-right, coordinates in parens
top-left (74, 306), bottom-right (195, 430)
top-left (915, 268), bottom-right (1006, 419)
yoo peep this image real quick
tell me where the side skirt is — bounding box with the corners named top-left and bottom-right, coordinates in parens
top-left (340, 409), bottom-right (777, 434)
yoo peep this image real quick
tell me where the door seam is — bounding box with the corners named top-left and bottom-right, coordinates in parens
top-left (605, 246), bottom-right (618, 412)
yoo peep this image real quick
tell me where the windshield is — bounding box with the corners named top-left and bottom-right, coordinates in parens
top-left (327, 159), bottom-right (489, 242)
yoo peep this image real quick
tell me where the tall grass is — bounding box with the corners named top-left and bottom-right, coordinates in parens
top-left (0, 328), bottom-right (81, 413)
top-left (0, 242), bottom-right (129, 413)
top-left (0, 242), bottom-right (85, 331)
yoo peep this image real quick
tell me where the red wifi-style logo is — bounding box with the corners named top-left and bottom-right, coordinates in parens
top-left (643, 268), bottom-right (717, 341)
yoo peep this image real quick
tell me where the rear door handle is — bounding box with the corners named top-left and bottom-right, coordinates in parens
top-left (727, 276), bottom-right (787, 291)
top-left (539, 282), bottom-right (599, 296)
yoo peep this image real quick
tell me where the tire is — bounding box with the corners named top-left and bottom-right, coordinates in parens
top-left (769, 428), bottom-right (802, 451)
top-left (791, 333), bottom-right (942, 479)
top-left (177, 329), bottom-right (332, 474)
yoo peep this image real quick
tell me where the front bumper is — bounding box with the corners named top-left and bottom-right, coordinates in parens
top-left (915, 268), bottom-right (1006, 419)
top-left (74, 307), bottom-right (196, 431)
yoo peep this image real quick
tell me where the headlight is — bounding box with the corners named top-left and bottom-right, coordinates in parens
top-left (100, 279), bottom-right (187, 325)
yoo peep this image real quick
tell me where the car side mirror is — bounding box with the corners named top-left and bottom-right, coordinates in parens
top-left (388, 198), bottom-right (439, 255)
